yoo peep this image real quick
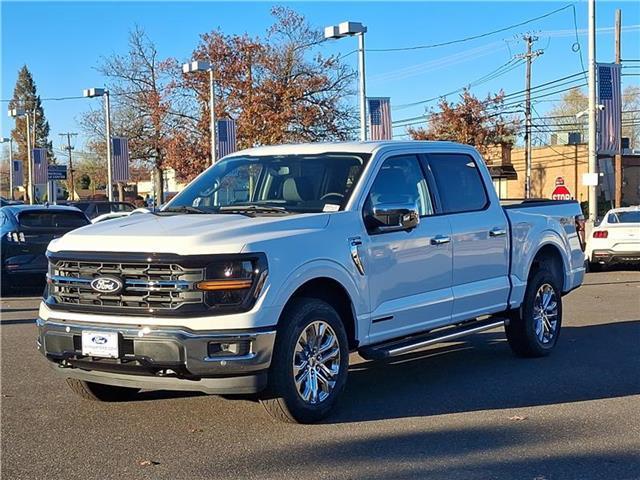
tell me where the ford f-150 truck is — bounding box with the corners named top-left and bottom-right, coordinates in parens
top-left (37, 141), bottom-right (586, 423)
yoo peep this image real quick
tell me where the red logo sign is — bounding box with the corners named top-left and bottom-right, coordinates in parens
top-left (552, 177), bottom-right (572, 200)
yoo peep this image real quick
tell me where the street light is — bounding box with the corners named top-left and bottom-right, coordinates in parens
top-left (183, 60), bottom-right (217, 164)
top-left (8, 108), bottom-right (34, 204)
top-left (0, 137), bottom-right (14, 200)
top-left (324, 21), bottom-right (368, 141)
top-left (83, 87), bottom-right (114, 201)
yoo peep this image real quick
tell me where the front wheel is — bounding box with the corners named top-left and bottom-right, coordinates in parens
top-left (66, 378), bottom-right (140, 402)
top-left (505, 268), bottom-right (563, 358)
top-left (260, 298), bottom-right (349, 423)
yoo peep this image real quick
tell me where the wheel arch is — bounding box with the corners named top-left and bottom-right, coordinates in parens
top-left (271, 261), bottom-right (366, 350)
top-left (527, 242), bottom-right (567, 291)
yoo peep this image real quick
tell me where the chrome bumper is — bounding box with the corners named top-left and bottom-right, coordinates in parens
top-left (37, 318), bottom-right (276, 394)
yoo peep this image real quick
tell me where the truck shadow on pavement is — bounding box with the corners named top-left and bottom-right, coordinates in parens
top-left (329, 320), bottom-right (640, 424)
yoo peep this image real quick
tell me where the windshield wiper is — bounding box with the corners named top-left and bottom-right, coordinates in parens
top-left (162, 205), bottom-right (209, 214)
top-left (218, 205), bottom-right (290, 215)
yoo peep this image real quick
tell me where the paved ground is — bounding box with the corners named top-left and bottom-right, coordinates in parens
top-left (1, 270), bottom-right (639, 480)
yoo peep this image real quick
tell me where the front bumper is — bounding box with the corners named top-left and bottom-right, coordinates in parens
top-left (36, 318), bottom-right (276, 394)
top-left (591, 249), bottom-right (640, 265)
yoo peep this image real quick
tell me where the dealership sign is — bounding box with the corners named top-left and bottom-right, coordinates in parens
top-left (551, 177), bottom-right (572, 200)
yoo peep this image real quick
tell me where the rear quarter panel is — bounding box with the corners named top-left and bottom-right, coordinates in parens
top-left (505, 203), bottom-right (585, 308)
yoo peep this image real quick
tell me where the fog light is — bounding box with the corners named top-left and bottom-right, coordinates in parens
top-left (207, 340), bottom-right (250, 357)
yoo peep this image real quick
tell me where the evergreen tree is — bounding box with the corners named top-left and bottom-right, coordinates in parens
top-left (8, 65), bottom-right (55, 168)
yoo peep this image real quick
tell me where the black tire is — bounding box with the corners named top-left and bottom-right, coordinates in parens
top-left (260, 298), bottom-right (349, 424)
top-left (588, 262), bottom-right (603, 272)
top-left (66, 378), bottom-right (140, 402)
top-left (505, 268), bottom-right (563, 358)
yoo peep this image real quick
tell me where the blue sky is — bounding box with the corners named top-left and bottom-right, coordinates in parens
top-left (1, 0), bottom-right (639, 153)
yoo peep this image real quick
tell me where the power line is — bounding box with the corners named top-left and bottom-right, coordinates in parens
top-left (367, 3), bottom-right (576, 53)
top-left (393, 58), bottom-right (525, 110)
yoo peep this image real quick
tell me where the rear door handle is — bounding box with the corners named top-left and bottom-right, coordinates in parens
top-left (489, 228), bottom-right (507, 237)
top-left (431, 235), bottom-right (451, 245)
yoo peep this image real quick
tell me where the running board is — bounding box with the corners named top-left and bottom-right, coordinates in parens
top-left (358, 317), bottom-right (506, 361)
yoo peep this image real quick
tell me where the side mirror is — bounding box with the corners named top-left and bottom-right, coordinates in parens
top-left (370, 203), bottom-right (420, 233)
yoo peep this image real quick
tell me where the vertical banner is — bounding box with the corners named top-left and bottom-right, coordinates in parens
top-left (111, 137), bottom-right (131, 182)
top-left (368, 97), bottom-right (392, 140)
top-left (217, 119), bottom-right (237, 158)
top-left (596, 63), bottom-right (621, 155)
top-left (32, 148), bottom-right (48, 184)
top-left (12, 160), bottom-right (24, 187)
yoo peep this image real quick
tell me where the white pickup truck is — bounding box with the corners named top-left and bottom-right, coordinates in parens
top-left (38, 141), bottom-right (586, 423)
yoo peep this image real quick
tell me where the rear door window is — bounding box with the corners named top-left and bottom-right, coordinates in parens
top-left (18, 212), bottom-right (90, 229)
top-left (427, 153), bottom-right (488, 214)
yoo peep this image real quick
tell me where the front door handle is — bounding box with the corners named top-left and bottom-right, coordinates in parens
top-left (431, 235), bottom-right (451, 245)
top-left (489, 228), bottom-right (507, 237)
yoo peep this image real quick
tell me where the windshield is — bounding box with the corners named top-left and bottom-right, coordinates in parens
top-left (166, 153), bottom-right (369, 214)
top-left (608, 211), bottom-right (640, 223)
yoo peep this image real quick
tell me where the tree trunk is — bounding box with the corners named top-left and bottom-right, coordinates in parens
top-left (153, 166), bottom-right (164, 206)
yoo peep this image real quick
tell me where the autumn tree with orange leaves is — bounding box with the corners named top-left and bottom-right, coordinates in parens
top-left (165, 6), bottom-right (357, 179)
top-left (407, 89), bottom-right (519, 154)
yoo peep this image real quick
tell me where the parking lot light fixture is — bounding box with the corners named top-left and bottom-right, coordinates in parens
top-left (182, 60), bottom-right (217, 164)
top-left (83, 87), bottom-right (113, 201)
top-left (8, 108), bottom-right (34, 204)
top-left (324, 21), bottom-right (368, 141)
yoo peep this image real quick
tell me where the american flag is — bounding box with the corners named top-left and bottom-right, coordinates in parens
top-left (597, 63), bottom-right (621, 155)
top-left (111, 137), bottom-right (130, 182)
top-left (12, 160), bottom-right (23, 187)
top-left (217, 119), bottom-right (237, 158)
top-left (368, 97), bottom-right (392, 140)
top-left (32, 148), bottom-right (48, 184)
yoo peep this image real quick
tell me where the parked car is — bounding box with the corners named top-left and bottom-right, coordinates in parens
top-left (37, 141), bottom-right (586, 423)
top-left (67, 201), bottom-right (135, 220)
top-left (1, 205), bottom-right (90, 290)
top-left (586, 206), bottom-right (640, 270)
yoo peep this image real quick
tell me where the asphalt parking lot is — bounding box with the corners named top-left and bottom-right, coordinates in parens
top-left (1, 269), bottom-right (639, 480)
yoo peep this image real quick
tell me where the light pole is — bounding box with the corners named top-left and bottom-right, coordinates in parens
top-left (0, 137), bottom-right (14, 200)
top-left (587, 0), bottom-right (598, 224)
top-left (8, 108), bottom-right (34, 204)
top-left (83, 88), bottom-right (113, 201)
top-left (183, 61), bottom-right (217, 164)
top-left (324, 21), bottom-right (368, 141)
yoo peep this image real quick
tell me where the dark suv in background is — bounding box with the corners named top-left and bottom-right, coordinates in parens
top-left (1, 205), bottom-right (90, 291)
top-left (67, 201), bottom-right (135, 220)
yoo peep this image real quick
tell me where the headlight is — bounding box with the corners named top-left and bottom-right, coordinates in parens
top-left (198, 254), bottom-right (267, 311)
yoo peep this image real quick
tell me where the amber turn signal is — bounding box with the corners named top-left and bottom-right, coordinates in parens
top-left (196, 279), bottom-right (253, 291)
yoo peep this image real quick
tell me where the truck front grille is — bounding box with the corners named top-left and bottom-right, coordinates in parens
top-left (48, 259), bottom-right (205, 312)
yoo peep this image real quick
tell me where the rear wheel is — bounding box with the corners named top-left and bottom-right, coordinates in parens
top-left (66, 378), bottom-right (140, 402)
top-left (260, 298), bottom-right (349, 423)
top-left (505, 268), bottom-right (562, 358)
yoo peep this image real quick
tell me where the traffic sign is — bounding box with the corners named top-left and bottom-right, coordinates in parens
top-left (551, 176), bottom-right (572, 200)
top-left (48, 165), bottom-right (67, 180)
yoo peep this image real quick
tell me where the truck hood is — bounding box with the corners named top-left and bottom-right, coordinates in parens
top-left (48, 212), bottom-right (331, 255)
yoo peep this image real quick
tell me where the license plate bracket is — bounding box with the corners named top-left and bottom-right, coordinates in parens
top-left (81, 330), bottom-right (119, 358)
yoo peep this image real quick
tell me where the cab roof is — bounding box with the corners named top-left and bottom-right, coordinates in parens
top-left (229, 140), bottom-right (470, 158)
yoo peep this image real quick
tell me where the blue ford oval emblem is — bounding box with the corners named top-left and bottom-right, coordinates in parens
top-left (91, 335), bottom-right (109, 344)
top-left (90, 276), bottom-right (123, 294)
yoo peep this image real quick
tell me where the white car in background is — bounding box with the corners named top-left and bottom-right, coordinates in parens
top-left (586, 206), bottom-right (640, 270)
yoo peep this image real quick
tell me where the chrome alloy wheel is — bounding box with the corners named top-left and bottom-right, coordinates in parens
top-left (292, 321), bottom-right (341, 405)
top-left (533, 283), bottom-right (558, 344)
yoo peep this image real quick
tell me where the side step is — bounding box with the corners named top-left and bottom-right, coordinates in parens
top-left (358, 317), bottom-right (506, 361)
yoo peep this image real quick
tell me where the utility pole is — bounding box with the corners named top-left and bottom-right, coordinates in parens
top-left (516, 35), bottom-right (543, 199)
top-left (587, 0), bottom-right (598, 224)
top-left (59, 133), bottom-right (77, 201)
top-left (614, 9), bottom-right (622, 208)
